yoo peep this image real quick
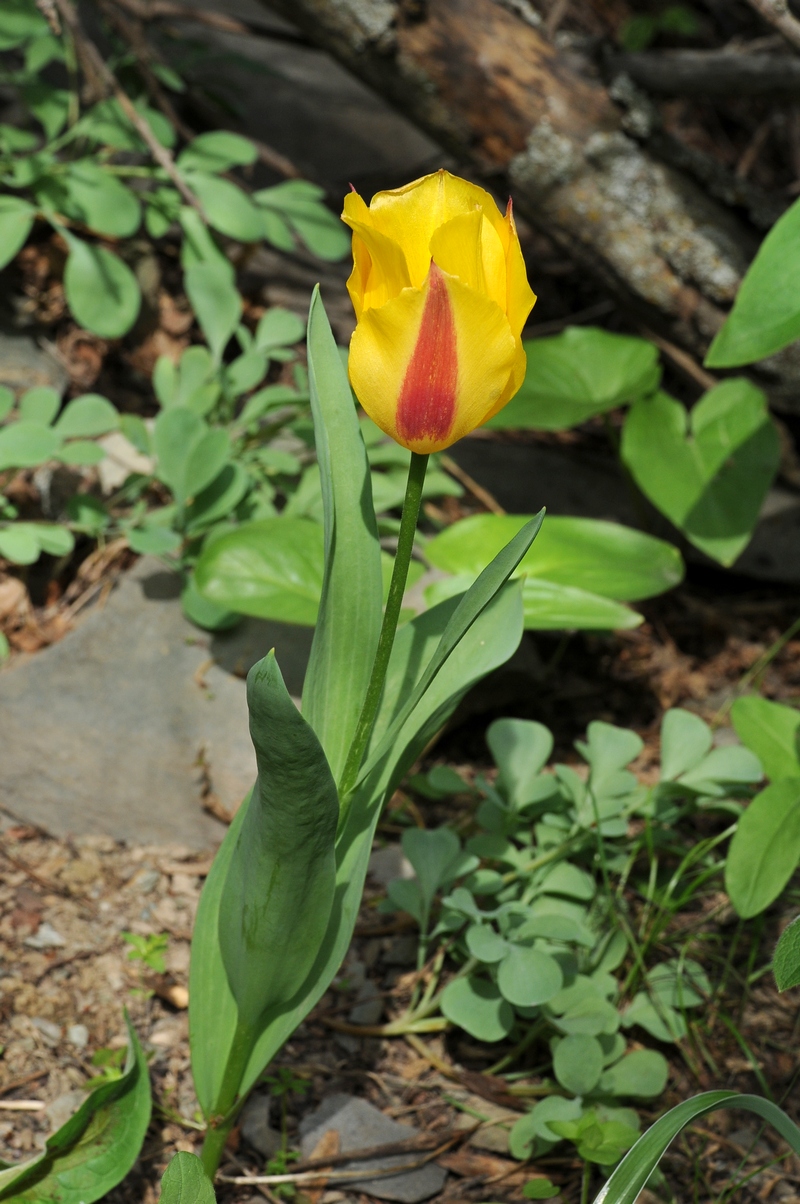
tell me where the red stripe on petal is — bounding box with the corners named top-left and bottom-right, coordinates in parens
top-left (396, 263), bottom-right (457, 445)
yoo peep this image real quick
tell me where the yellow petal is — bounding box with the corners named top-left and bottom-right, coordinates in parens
top-left (366, 170), bottom-right (510, 289)
top-left (504, 201), bottom-right (537, 338)
top-left (484, 341), bottom-right (527, 422)
top-left (429, 211), bottom-right (508, 316)
top-left (349, 264), bottom-right (516, 454)
top-left (342, 194), bottom-right (412, 316)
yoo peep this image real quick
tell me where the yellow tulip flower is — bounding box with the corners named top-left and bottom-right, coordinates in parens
top-left (342, 169), bottom-right (536, 454)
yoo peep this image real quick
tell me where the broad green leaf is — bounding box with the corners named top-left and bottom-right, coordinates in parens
top-left (75, 97), bottom-right (175, 151)
top-left (35, 523), bottom-right (75, 557)
top-left (21, 82), bottom-right (69, 139)
top-left (255, 182), bottom-right (350, 261)
top-left (725, 778), bottom-right (800, 918)
top-left (0, 196), bottom-right (35, 270)
top-left (0, 421), bottom-right (60, 470)
top-left (186, 172), bottom-right (264, 242)
top-left (659, 708), bottom-right (712, 781)
top-left (63, 236), bottom-right (141, 339)
top-left (0, 388), bottom-right (13, 421)
top-left (553, 1034), bottom-right (603, 1095)
top-left (19, 387), bottom-right (59, 426)
top-left (184, 262), bottom-right (241, 361)
top-left (510, 1097), bottom-right (584, 1158)
top-left (184, 430), bottom-right (230, 501)
top-left (466, 924), bottom-right (509, 962)
top-left (301, 288), bottom-right (382, 779)
top-left (57, 440), bottom-right (105, 467)
top-left (127, 526), bottom-right (182, 555)
top-left (426, 572), bottom-right (642, 630)
top-left (177, 131), bottom-right (257, 174)
top-left (0, 524), bottom-right (40, 564)
top-left (426, 514), bottom-right (682, 602)
top-left (774, 915), bottom-right (800, 992)
top-left (401, 827), bottom-right (461, 926)
top-left (190, 584), bottom-right (524, 1115)
top-left (731, 695), bottom-right (800, 780)
top-left (487, 718), bottom-right (553, 808)
top-left (487, 327), bottom-right (660, 430)
top-left (598, 1050), bottom-right (668, 1098)
top-left (180, 575), bottom-right (240, 632)
top-left (153, 408), bottom-right (229, 505)
top-left (39, 161), bottom-right (141, 238)
top-left (621, 382), bottom-right (780, 566)
top-left (179, 207), bottom-right (232, 275)
top-left (255, 307), bottom-right (305, 353)
top-left (55, 393), bottom-right (119, 437)
top-left (185, 463), bottom-right (249, 534)
top-left (217, 653), bottom-right (338, 1037)
top-left (194, 517), bottom-right (324, 625)
top-left (159, 1152), bottom-right (216, 1203)
top-left (440, 974), bottom-right (514, 1042)
top-left (0, 0), bottom-right (48, 44)
top-left (593, 1093), bottom-right (800, 1204)
top-left (0, 1015), bottom-right (151, 1203)
top-left (67, 494), bottom-right (109, 535)
top-left (224, 351), bottom-right (267, 398)
top-left (497, 945), bottom-right (563, 1007)
top-left (706, 196), bottom-right (800, 366)
top-left (523, 1179), bottom-right (560, 1199)
top-left (621, 992), bottom-right (685, 1042)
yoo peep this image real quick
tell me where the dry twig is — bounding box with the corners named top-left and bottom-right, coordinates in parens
top-left (744, 0), bottom-right (800, 53)
top-left (52, 0), bottom-right (205, 215)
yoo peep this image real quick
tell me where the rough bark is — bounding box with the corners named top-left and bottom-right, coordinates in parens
top-left (257, 0), bottom-right (800, 410)
top-left (609, 49), bottom-right (800, 97)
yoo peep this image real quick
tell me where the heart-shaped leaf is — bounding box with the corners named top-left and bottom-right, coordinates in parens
top-left (487, 327), bottom-right (660, 430)
top-left (440, 974), bottom-right (514, 1042)
top-left (621, 381), bottom-right (780, 565)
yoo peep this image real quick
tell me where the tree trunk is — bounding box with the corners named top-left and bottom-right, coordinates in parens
top-left (257, 0), bottom-right (800, 410)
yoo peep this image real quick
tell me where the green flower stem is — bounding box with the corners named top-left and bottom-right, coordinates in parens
top-left (199, 1019), bottom-right (254, 1178)
top-left (338, 451), bottom-right (429, 800)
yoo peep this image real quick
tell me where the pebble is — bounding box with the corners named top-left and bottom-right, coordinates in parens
top-left (66, 1024), bottom-right (89, 1049)
top-left (30, 1017), bottom-right (62, 1045)
top-left (299, 1094), bottom-right (446, 1203)
top-left (239, 1094), bottom-right (282, 1158)
top-left (25, 922), bottom-right (66, 949)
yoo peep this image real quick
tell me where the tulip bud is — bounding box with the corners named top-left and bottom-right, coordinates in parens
top-left (342, 169), bottom-right (536, 453)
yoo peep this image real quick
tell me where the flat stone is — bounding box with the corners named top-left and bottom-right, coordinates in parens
top-left (299, 1093), bottom-right (447, 1203)
top-left (240, 1093), bottom-right (282, 1158)
top-left (0, 558), bottom-right (313, 847)
top-left (368, 845), bottom-right (414, 889)
top-left (0, 330), bottom-right (69, 398)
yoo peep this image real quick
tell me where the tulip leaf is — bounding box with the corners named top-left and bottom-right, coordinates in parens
top-left (621, 381), bottom-right (780, 566)
top-left (426, 513), bottom-right (683, 602)
top-left (0, 1015), bottom-right (150, 1203)
top-left (593, 1093), bottom-right (800, 1204)
top-left (301, 286), bottom-right (382, 780)
top-left (358, 514), bottom-right (543, 788)
top-left (488, 327), bottom-right (660, 431)
top-left (725, 778), bottom-right (800, 918)
top-left (194, 517), bottom-right (324, 626)
top-left (731, 695), bottom-right (800, 781)
top-left (217, 652), bottom-right (338, 1038)
top-left (190, 583), bottom-right (524, 1114)
top-left (158, 1153), bottom-right (216, 1203)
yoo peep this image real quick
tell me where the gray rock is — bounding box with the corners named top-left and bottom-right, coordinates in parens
top-left (30, 1017), bottom-right (62, 1044)
top-left (240, 1094), bottom-right (282, 1158)
top-left (383, 936), bottom-right (418, 968)
top-left (66, 1024), bottom-right (89, 1049)
top-left (25, 922), bottom-right (66, 949)
top-left (299, 1094), bottom-right (447, 1203)
top-left (0, 330), bottom-right (69, 398)
top-left (45, 1090), bottom-right (84, 1132)
top-left (349, 982), bottom-right (383, 1026)
top-left (368, 846), bottom-right (414, 889)
top-left (0, 558), bottom-right (313, 847)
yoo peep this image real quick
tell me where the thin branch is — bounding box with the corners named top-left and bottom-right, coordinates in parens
top-left (610, 49), bottom-right (800, 95)
top-left (52, 0), bottom-right (205, 216)
top-left (96, 0), bottom-right (194, 142)
top-left (743, 0), bottom-right (800, 54)
top-left (113, 0), bottom-right (312, 44)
